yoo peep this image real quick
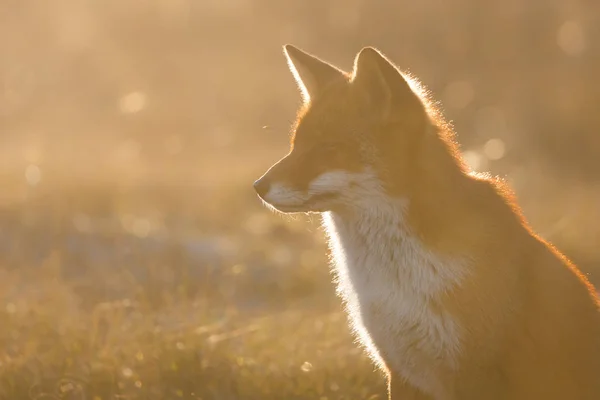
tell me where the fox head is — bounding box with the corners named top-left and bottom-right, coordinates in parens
top-left (254, 45), bottom-right (461, 214)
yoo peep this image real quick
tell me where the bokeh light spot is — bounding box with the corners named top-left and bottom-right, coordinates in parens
top-left (557, 20), bottom-right (585, 56)
top-left (119, 92), bottom-right (146, 114)
top-left (300, 361), bottom-right (313, 372)
top-left (25, 164), bottom-right (41, 186)
top-left (73, 213), bottom-right (92, 233)
top-left (6, 303), bottom-right (16, 314)
top-left (483, 138), bottom-right (506, 160)
top-left (121, 367), bottom-right (133, 378)
top-left (462, 150), bottom-right (487, 172)
top-left (131, 218), bottom-right (151, 238)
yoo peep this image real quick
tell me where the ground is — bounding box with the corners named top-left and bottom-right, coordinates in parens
top-left (0, 168), bottom-right (387, 400)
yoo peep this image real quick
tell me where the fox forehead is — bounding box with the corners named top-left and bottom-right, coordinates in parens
top-left (290, 81), bottom-right (370, 148)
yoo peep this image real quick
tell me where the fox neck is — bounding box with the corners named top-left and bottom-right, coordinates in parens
top-left (388, 124), bottom-right (475, 255)
top-left (322, 187), bottom-right (468, 291)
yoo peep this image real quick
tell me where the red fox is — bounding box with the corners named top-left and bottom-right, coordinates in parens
top-left (253, 44), bottom-right (600, 399)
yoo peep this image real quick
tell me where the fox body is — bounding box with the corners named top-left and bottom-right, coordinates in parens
top-left (253, 45), bottom-right (600, 399)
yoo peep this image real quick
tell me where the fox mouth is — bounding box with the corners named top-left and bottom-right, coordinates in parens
top-left (262, 192), bottom-right (339, 214)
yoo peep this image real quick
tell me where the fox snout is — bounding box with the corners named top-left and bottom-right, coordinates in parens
top-left (253, 159), bottom-right (312, 213)
top-left (253, 175), bottom-right (271, 199)
top-left (254, 157), bottom-right (372, 214)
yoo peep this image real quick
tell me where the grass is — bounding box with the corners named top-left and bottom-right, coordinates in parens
top-left (0, 174), bottom-right (387, 400)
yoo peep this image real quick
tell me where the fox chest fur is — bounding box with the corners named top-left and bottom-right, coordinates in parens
top-left (323, 202), bottom-right (467, 396)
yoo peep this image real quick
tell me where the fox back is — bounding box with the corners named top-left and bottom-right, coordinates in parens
top-left (254, 45), bottom-right (600, 400)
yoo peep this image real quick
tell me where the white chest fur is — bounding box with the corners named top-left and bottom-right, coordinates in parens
top-left (322, 203), bottom-right (466, 396)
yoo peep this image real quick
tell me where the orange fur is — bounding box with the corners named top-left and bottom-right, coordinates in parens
top-left (254, 45), bottom-right (600, 399)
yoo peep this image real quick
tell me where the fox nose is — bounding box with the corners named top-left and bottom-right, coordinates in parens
top-left (253, 177), bottom-right (271, 198)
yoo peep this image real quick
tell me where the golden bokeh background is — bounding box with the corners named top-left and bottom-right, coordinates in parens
top-left (1, 1), bottom-right (599, 399)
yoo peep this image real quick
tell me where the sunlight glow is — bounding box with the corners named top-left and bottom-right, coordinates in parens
top-left (4, 3), bottom-right (600, 399)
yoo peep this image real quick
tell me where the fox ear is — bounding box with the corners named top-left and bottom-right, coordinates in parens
top-left (352, 47), bottom-right (420, 117)
top-left (283, 44), bottom-right (346, 103)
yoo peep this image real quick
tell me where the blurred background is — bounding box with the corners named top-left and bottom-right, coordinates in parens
top-left (1, 0), bottom-right (599, 399)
